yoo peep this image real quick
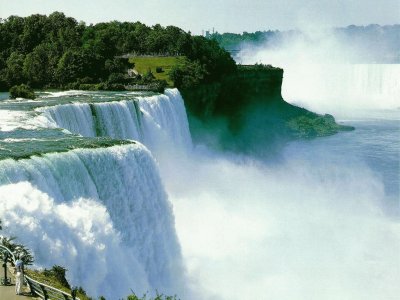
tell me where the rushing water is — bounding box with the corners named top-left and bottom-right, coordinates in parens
top-left (0, 71), bottom-right (399, 300)
top-left (0, 89), bottom-right (192, 299)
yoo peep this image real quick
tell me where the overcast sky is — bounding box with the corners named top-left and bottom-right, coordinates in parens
top-left (0, 0), bottom-right (399, 34)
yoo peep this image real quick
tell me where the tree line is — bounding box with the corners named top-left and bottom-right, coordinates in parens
top-left (0, 12), bottom-right (236, 91)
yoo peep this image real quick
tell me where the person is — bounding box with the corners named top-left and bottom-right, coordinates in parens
top-left (15, 254), bottom-right (24, 295)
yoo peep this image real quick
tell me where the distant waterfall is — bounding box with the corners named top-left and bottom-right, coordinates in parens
top-left (0, 144), bottom-right (185, 299)
top-left (42, 88), bottom-right (192, 151)
top-left (280, 64), bottom-right (400, 113)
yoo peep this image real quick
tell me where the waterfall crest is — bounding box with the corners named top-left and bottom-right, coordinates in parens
top-left (42, 88), bottom-right (192, 151)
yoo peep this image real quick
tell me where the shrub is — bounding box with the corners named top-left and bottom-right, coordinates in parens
top-left (9, 84), bottom-right (36, 99)
top-left (48, 265), bottom-right (70, 289)
top-left (155, 67), bottom-right (163, 73)
top-left (108, 72), bottom-right (128, 84)
top-left (169, 59), bottom-right (207, 89)
top-left (126, 292), bottom-right (178, 300)
top-left (142, 70), bottom-right (156, 83)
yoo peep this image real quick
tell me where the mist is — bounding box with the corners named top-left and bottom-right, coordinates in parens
top-left (238, 28), bottom-right (400, 116)
top-left (156, 136), bottom-right (399, 300)
top-left (0, 78), bottom-right (397, 300)
top-left (149, 38), bottom-right (400, 298)
top-left (0, 182), bottom-right (151, 298)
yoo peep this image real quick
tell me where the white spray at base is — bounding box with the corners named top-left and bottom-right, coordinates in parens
top-left (0, 144), bottom-right (187, 299)
top-left (160, 143), bottom-right (400, 300)
top-left (1, 84), bottom-right (398, 300)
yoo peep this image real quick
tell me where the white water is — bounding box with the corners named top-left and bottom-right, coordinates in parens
top-left (280, 63), bottom-right (400, 115)
top-left (164, 144), bottom-right (399, 300)
top-left (0, 144), bottom-right (187, 299)
top-left (166, 46), bottom-right (399, 298)
top-left (239, 41), bottom-right (400, 116)
top-left (41, 88), bottom-right (192, 152)
top-left (1, 79), bottom-right (399, 300)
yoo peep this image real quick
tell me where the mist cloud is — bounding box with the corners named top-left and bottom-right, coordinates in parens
top-left (157, 140), bottom-right (400, 300)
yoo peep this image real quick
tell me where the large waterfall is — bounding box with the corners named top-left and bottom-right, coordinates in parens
top-left (41, 88), bottom-right (192, 151)
top-left (1, 80), bottom-right (398, 300)
top-left (0, 89), bottom-right (192, 299)
top-left (0, 144), bottom-right (185, 298)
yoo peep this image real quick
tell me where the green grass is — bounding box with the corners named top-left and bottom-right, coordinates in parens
top-left (129, 56), bottom-right (185, 86)
top-left (25, 269), bottom-right (91, 300)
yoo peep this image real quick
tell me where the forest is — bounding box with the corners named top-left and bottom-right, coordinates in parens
top-left (0, 12), bottom-right (236, 91)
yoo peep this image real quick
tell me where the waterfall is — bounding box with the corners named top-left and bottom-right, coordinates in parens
top-left (44, 103), bottom-right (96, 137)
top-left (41, 88), bottom-right (192, 151)
top-left (279, 64), bottom-right (400, 114)
top-left (0, 144), bottom-right (186, 299)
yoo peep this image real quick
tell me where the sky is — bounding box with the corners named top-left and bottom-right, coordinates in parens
top-left (0, 0), bottom-right (399, 34)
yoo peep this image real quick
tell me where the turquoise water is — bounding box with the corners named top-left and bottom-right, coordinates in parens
top-left (1, 91), bottom-right (398, 213)
top-left (0, 89), bottom-right (191, 299)
top-left (0, 91), bottom-right (154, 160)
top-left (0, 89), bottom-right (398, 299)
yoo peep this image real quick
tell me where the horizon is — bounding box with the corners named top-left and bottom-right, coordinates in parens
top-left (0, 10), bottom-right (398, 36)
top-left (0, 0), bottom-right (398, 35)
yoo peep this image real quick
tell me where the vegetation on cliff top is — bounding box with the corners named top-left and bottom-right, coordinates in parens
top-left (129, 56), bottom-right (184, 86)
top-left (0, 12), bottom-right (236, 91)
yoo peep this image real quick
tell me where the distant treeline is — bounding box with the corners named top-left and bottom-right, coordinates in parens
top-left (0, 12), bottom-right (236, 90)
top-left (210, 24), bottom-right (400, 63)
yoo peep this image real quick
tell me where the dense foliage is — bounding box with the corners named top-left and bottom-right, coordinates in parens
top-left (9, 83), bottom-right (35, 99)
top-left (0, 12), bottom-right (236, 91)
top-left (0, 235), bottom-right (34, 265)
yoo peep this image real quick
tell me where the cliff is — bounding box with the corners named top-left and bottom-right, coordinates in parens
top-left (180, 64), bottom-right (353, 156)
top-left (181, 65), bottom-right (284, 119)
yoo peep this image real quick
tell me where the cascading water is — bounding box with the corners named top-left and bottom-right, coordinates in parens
top-left (239, 38), bottom-right (400, 114)
top-left (280, 63), bottom-right (400, 113)
top-left (0, 89), bottom-right (193, 299)
top-left (0, 76), bottom-right (398, 300)
top-left (0, 144), bottom-right (186, 299)
top-left (41, 88), bottom-right (192, 152)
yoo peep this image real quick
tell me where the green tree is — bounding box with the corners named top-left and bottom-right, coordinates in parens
top-left (19, 14), bottom-right (48, 53)
top-left (169, 59), bottom-right (207, 89)
top-left (56, 49), bottom-right (85, 83)
top-left (23, 43), bottom-right (58, 87)
top-left (0, 12), bottom-right (237, 90)
top-left (4, 52), bottom-right (25, 85)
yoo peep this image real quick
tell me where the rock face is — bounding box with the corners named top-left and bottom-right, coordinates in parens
top-left (181, 65), bottom-right (284, 119)
top-left (180, 64), bottom-right (353, 156)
